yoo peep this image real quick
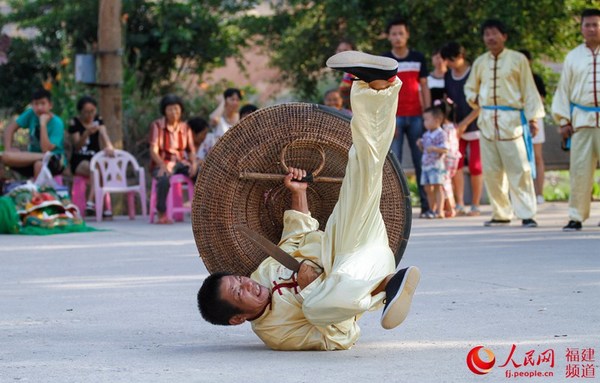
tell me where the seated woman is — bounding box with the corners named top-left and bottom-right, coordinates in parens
top-left (209, 88), bottom-right (242, 138)
top-left (68, 96), bottom-right (115, 217)
top-left (149, 94), bottom-right (198, 224)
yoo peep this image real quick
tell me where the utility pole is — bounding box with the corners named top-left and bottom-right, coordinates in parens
top-left (97, 0), bottom-right (123, 148)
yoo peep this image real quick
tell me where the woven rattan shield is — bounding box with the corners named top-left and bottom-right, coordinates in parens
top-left (192, 103), bottom-right (412, 276)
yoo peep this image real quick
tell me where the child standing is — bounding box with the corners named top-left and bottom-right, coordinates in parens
top-left (421, 106), bottom-right (449, 218)
top-left (437, 100), bottom-right (462, 217)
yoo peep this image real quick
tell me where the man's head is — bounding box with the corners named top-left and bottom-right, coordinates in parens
top-left (76, 95), bottom-right (98, 123)
top-left (223, 88), bottom-right (242, 112)
top-left (440, 42), bottom-right (466, 70)
top-left (431, 49), bottom-right (446, 71)
top-left (581, 9), bottom-right (600, 46)
top-left (480, 19), bottom-right (508, 55)
top-left (324, 89), bottom-right (343, 110)
top-left (336, 40), bottom-right (354, 54)
top-left (198, 272), bottom-right (270, 326)
top-left (187, 116), bottom-right (209, 147)
top-left (31, 88), bottom-right (52, 116)
top-left (423, 106), bottom-right (445, 131)
top-left (160, 94), bottom-right (185, 122)
top-left (386, 18), bottom-right (410, 50)
top-left (518, 49), bottom-right (533, 63)
top-left (239, 104), bottom-right (258, 120)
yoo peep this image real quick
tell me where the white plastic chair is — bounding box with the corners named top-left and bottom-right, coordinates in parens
top-left (90, 149), bottom-right (148, 222)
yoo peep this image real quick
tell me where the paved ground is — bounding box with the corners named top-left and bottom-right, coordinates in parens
top-left (1, 202), bottom-right (599, 383)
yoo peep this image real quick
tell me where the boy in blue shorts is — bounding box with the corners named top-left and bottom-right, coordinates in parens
top-left (1, 89), bottom-right (66, 179)
top-left (420, 106), bottom-right (448, 218)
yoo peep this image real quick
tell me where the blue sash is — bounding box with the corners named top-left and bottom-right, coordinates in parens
top-left (565, 103), bottom-right (600, 149)
top-left (570, 102), bottom-right (600, 114)
top-left (481, 105), bottom-right (536, 179)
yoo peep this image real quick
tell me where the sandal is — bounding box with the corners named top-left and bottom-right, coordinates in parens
top-left (156, 215), bottom-right (174, 225)
top-left (467, 206), bottom-right (481, 217)
top-left (455, 205), bottom-right (467, 216)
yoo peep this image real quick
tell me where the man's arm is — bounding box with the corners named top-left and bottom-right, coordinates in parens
top-left (3, 120), bottom-right (19, 151)
top-left (149, 121), bottom-right (169, 176)
top-left (551, 55), bottom-right (574, 139)
top-left (281, 167), bottom-right (320, 289)
top-left (519, 56), bottom-right (545, 137)
top-left (456, 108), bottom-right (480, 135)
top-left (98, 124), bottom-right (115, 155)
top-left (184, 126), bottom-right (198, 177)
top-left (419, 77), bottom-right (431, 110)
top-left (209, 98), bottom-right (225, 127)
top-left (283, 167), bottom-right (309, 214)
top-left (464, 58), bottom-right (481, 109)
top-left (38, 113), bottom-right (57, 152)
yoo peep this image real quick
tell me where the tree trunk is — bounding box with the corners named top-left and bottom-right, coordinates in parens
top-left (98, 0), bottom-right (123, 149)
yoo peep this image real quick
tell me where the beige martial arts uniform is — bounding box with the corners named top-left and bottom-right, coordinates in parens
top-left (464, 49), bottom-right (545, 220)
top-left (250, 79), bottom-right (401, 351)
top-left (552, 44), bottom-right (600, 223)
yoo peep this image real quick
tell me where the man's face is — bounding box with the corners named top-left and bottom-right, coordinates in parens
top-left (388, 24), bottom-right (409, 49)
top-left (582, 16), bottom-right (600, 45)
top-left (336, 42), bottom-right (353, 54)
top-left (220, 275), bottom-right (270, 322)
top-left (79, 102), bottom-right (97, 124)
top-left (483, 27), bottom-right (507, 53)
top-left (225, 94), bottom-right (241, 112)
top-left (32, 98), bottom-right (52, 116)
top-left (445, 55), bottom-right (462, 70)
top-left (431, 53), bottom-right (446, 70)
top-left (324, 91), bottom-right (343, 109)
top-left (423, 112), bottom-right (442, 131)
top-left (193, 130), bottom-right (208, 147)
top-left (165, 104), bottom-right (182, 123)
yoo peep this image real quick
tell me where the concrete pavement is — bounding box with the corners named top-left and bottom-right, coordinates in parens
top-left (1, 202), bottom-right (599, 382)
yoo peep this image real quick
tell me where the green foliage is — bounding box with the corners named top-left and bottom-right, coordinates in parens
top-left (544, 170), bottom-right (600, 202)
top-left (124, 0), bottom-right (256, 92)
top-left (406, 175), bottom-right (421, 207)
top-left (0, 0), bottom-right (259, 107)
top-left (0, 37), bottom-right (52, 113)
top-left (248, 0), bottom-right (598, 99)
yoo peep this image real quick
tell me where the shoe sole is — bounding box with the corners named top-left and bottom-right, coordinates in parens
top-left (562, 228), bottom-right (581, 232)
top-left (381, 266), bottom-right (421, 330)
top-left (326, 51), bottom-right (398, 71)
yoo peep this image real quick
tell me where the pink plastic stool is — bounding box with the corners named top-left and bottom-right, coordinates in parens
top-left (71, 175), bottom-right (112, 217)
top-left (149, 174), bottom-right (194, 223)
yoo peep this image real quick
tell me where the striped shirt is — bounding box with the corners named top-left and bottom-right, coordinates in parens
top-left (382, 49), bottom-right (428, 117)
top-left (149, 117), bottom-right (194, 170)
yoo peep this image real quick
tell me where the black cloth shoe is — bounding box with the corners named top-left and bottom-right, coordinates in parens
top-left (85, 201), bottom-right (96, 217)
top-left (563, 220), bottom-right (582, 231)
top-left (103, 209), bottom-right (113, 220)
top-left (326, 51), bottom-right (398, 83)
top-left (483, 219), bottom-right (510, 227)
top-left (522, 218), bottom-right (538, 228)
top-left (48, 154), bottom-right (65, 176)
top-left (381, 266), bottom-right (420, 330)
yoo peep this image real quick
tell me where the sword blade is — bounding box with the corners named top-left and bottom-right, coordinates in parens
top-left (234, 225), bottom-right (301, 272)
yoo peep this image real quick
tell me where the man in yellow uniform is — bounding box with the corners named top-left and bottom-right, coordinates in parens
top-left (197, 51), bottom-right (420, 351)
top-left (464, 19), bottom-right (545, 228)
top-left (552, 8), bottom-right (600, 232)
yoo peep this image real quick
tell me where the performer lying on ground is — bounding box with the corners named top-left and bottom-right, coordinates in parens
top-left (197, 51), bottom-right (421, 351)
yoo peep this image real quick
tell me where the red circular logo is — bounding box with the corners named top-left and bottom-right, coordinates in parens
top-left (466, 346), bottom-right (496, 375)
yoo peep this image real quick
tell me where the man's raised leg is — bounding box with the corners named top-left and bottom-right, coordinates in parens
top-left (302, 52), bottom-right (419, 329)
